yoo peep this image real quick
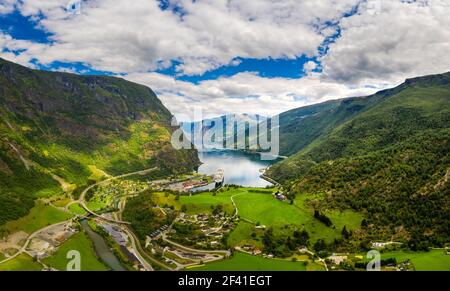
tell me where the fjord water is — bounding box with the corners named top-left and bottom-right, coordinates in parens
top-left (197, 150), bottom-right (277, 187)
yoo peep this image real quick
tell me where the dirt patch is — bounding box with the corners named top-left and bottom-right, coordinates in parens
top-left (0, 231), bottom-right (28, 252)
top-left (434, 167), bottom-right (450, 190)
top-left (52, 174), bottom-right (75, 193)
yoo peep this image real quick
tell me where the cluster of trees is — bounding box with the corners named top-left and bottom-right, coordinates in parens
top-left (122, 192), bottom-right (175, 241)
top-left (262, 228), bottom-right (310, 257)
top-left (354, 258), bottom-right (398, 269)
top-left (0, 142), bottom-right (59, 227)
top-left (313, 210), bottom-right (333, 227)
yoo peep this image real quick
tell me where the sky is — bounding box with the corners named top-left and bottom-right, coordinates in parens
top-left (1, 0), bottom-right (450, 120)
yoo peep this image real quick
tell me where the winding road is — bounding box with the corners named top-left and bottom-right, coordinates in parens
top-left (0, 168), bottom-right (157, 270)
top-left (78, 168), bottom-right (157, 225)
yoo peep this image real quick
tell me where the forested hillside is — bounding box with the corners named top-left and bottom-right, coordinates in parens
top-left (0, 58), bottom-right (199, 225)
top-left (267, 72), bottom-right (450, 248)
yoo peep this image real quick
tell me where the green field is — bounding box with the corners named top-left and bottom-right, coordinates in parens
top-left (86, 201), bottom-right (108, 212)
top-left (154, 188), bottom-right (362, 244)
top-left (292, 193), bottom-right (363, 243)
top-left (227, 221), bottom-right (264, 248)
top-left (152, 188), bottom-right (247, 214)
top-left (234, 193), bottom-right (303, 225)
top-left (0, 201), bottom-right (73, 234)
top-left (375, 250), bottom-right (450, 271)
top-left (68, 203), bottom-right (87, 215)
top-left (0, 253), bottom-right (43, 271)
top-left (43, 231), bottom-right (108, 271)
top-left (52, 198), bottom-right (72, 208)
top-left (179, 191), bottom-right (235, 214)
top-left (189, 252), bottom-right (307, 271)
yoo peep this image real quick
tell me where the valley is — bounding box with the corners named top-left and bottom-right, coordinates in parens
top-left (0, 57), bottom-right (449, 272)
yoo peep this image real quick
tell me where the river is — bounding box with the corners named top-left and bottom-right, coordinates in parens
top-left (196, 150), bottom-right (279, 188)
top-left (80, 219), bottom-right (126, 271)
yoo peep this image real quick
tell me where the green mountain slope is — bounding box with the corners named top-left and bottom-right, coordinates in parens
top-left (0, 58), bottom-right (199, 225)
top-left (267, 72), bottom-right (450, 247)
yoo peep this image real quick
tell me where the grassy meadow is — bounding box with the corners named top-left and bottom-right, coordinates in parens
top-left (42, 231), bottom-right (108, 271)
top-left (0, 254), bottom-right (43, 271)
top-left (189, 252), bottom-right (307, 271)
top-left (0, 201), bottom-right (73, 235)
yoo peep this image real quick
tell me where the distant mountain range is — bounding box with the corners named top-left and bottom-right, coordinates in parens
top-left (0, 58), bottom-right (198, 225)
top-left (180, 113), bottom-right (263, 150)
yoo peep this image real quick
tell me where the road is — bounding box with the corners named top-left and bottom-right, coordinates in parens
top-left (162, 234), bottom-right (231, 257)
top-left (0, 167), bottom-right (157, 271)
top-left (78, 168), bottom-right (157, 225)
top-left (301, 248), bottom-right (329, 271)
top-left (0, 219), bottom-right (73, 265)
top-left (120, 226), bottom-right (154, 271)
top-left (124, 225), bottom-right (171, 271)
top-left (78, 167), bottom-right (159, 271)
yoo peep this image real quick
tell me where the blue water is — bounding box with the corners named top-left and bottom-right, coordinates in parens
top-left (196, 150), bottom-right (277, 188)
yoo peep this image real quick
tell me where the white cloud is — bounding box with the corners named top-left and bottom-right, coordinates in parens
top-left (0, 0), bottom-right (15, 15)
top-left (303, 61), bottom-right (318, 74)
top-left (321, 0), bottom-right (450, 85)
top-left (1, 0), bottom-right (450, 119)
top-left (125, 71), bottom-right (378, 121)
top-left (1, 0), bottom-right (360, 75)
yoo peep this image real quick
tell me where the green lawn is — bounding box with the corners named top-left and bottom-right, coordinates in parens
top-left (0, 253), bottom-right (43, 271)
top-left (69, 203), bottom-right (87, 215)
top-left (292, 193), bottom-right (363, 244)
top-left (0, 201), bottom-right (73, 234)
top-left (233, 193), bottom-right (303, 225)
top-left (189, 252), bottom-right (307, 271)
top-left (86, 201), bottom-right (108, 212)
top-left (43, 231), bottom-right (108, 271)
top-left (376, 250), bottom-right (450, 271)
top-left (325, 209), bottom-right (363, 231)
top-left (232, 191), bottom-right (362, 244)
top-left (52, 198), bottom-right (72, 208)
top-left (227, 221), bottom-right (263, 248)
top-left (178, 188), bottom-right (252, 215)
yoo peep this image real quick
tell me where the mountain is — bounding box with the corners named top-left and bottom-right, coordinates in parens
top-left (181, 113), bottom-right (262, 150)
top-left (0, 58), bottom-right (199, 225)
top-left (267, 72), bottom-right (450, 248)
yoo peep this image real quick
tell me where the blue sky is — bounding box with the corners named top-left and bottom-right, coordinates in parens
top-left (0, 0), bottom-right (352, 81)
top-left (0, 5), bottom-right (328, 81)
top-left (0, 0), bottom-right (449, 118)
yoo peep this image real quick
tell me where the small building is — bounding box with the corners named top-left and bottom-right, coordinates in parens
top-left (275, 193), bottom-right (286, 201)
top-left (328, 255), bottom-right (347, 265)
top-left (253, 249), bottom-right (262, 255)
